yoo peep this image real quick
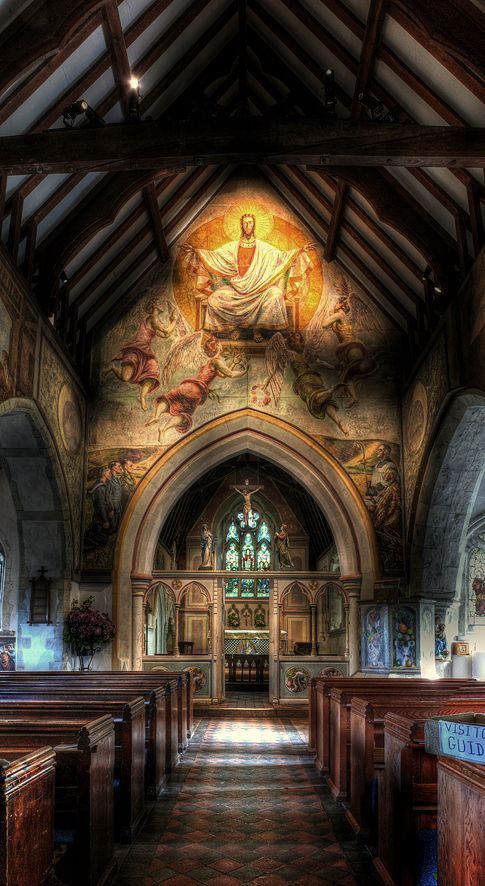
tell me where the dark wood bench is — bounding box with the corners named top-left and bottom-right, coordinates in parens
top-left (347, 692), bottom-right (485, 838)
top-left (0, 668), bottom-right (192, 757)
top-left (0, 694), bottom-right (146, 843)
top-left (309, 676), bottom-right (477, 766)
top-left (374, 713), bottom-right (439, 886)
top-left (0, 678), bottom-right (177, 796)
top-left (326, 681), bottom-right (483, 800)
top-left (0, 746), bottom-right (56, 886)
top-left (437, 755), bottom-right (485, 886)
top-left (0, 714), bottom-right (115, 886)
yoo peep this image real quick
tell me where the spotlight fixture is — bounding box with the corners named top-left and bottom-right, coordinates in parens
top-left (62, 100), bottom-right (105, 128)
top-left (433, 283), bottom-right (444, 295)
top-left (59, 270), bottom-right (69, 287)
top-left (128, 74), bottom-right (141, 123)
top-left (324, 68), bottom-right (337, 117)
top-left (421, 265), bottom-right (432, 282)
top-left (358, 93), bottom-right (399, 123)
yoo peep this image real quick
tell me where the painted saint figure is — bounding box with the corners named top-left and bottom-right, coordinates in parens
top-left (147, 337), bottom-right (247, 443)
top-left (275, 524), bottom-right (294, 569)
top-left (181, 213), bottom-right (314, 341)
top-left (105, 300), bottom-right (177, 411)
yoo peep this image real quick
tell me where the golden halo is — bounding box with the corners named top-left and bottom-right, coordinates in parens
top-left (223, 202), bottom-right (274, 241)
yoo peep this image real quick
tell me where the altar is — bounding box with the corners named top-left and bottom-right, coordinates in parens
top-left (224, 629), bottom-right (270, 655)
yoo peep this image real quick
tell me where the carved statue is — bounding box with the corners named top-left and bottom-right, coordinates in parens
top-left (231, 478), bottom-right (263, 524)
top-left (275, 523), bottom-right (294, 569)
top-left (199, 524), bottom-right (214, 569)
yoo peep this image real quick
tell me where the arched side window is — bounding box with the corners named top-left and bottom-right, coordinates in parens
top-left (468, 532), bottom-right (485, 624)
top-left (223, 509), bottom-right (272, 597)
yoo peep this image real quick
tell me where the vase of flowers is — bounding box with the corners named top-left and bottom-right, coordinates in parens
top-left (64, 596), bottom-right (115, 670)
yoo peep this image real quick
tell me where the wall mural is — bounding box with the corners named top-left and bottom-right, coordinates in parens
top-left (0, 298), bottom-right (14, 404)
top-left (402, 332), bottom-right (448, 534)
top-left (87, 179), bottom-right (403, 574)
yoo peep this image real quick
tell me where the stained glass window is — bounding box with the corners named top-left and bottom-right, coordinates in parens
top-left (257, 540), bottom-right (271, 571)
top-left (225, 577), bottom-right (239, 598)
top-left (224, 507), bottom-right (272, 592)
top-left (237, 510), bottom-right (260, 529)
top-left (0, 545), bottom-right (5, 608)
top-left (469, 545), bottom-right (485, 619)
top-left (242, 533), bottom-right (255, 571)
top-left (257, 521), bottom-right (270, 543)
top-left (225, 542), bottom-right (239, 571)
top-left (241, 578), bottom-right (255, 597)
top-left (226, 521), bottom-right (239, 543)
top-left (257, 578), bottom-right (270, 597)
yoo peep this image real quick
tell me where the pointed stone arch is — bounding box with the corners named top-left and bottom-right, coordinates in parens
top-left (112, 410), bottom-right (379, 668)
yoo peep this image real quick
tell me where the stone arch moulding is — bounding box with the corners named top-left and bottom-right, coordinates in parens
top-left (112, 410), bottom-right (379, 668)
top-left (315, 581), bottom-right (348, 607)
top-left (281, 581), bottom-right (312, 605)
top-left (410, 390), bottom-right (485, 605)
top-left (0, 397), bottom-right (74, 577)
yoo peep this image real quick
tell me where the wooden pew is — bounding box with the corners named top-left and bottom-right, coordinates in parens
top-left (374, 713), bottom-right (439, 886)
top-left (0, 695), bottom-right (145, 843)
top-left (0, 679), bottom-right (175, 796)
top-left (347, 693), bottom-right (485, 839)
top-left (326, 681), bottom-right (482, 800)
top-left (0, 669), bottom-right (191, 760)
top-left (437, 755), bottom-right (485, 886)
top-left (309, 676), bottom-right (477, 771)
top-left (0, 715), bottom-right (115, 886)
top-left (0, 746), bottom-right (56, 886)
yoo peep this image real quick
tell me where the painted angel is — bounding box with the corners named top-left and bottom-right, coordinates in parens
top-left (305, 276), bottom-right (383, 407)
top-left (104, 298), bottom-right (179, 411)
top-left (262, 331), bottom-right (349, 435)
top-left (146, 332), bottom-right (248, 443)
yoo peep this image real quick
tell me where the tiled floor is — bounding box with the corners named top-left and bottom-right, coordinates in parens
top-left (212, 692), bottom-right (273, 709)
top-left (115, 717), bottom-right (375, 885)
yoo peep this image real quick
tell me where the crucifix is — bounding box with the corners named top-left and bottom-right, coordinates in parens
top-left (230, 477), bottom-right (264, 524)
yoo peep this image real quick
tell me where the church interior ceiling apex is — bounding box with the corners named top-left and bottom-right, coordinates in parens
top-left (0, 0), bottom-right (482, 589)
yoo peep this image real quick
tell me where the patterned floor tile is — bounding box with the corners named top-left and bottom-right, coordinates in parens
top-left (115, 716), bottom-right (375, 885)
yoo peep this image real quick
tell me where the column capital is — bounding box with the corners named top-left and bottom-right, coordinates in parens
top-left (131, 573), bottom-right (153, 595)
top-left (339, 574), bottom-right (362, 597)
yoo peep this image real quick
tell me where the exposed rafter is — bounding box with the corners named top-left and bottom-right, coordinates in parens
top-left (0, 119), bottom-right (482, 174)
top-left (0, 0), bottom-right (109, 94)
top-left (391, 0), bottom-right (485, 79)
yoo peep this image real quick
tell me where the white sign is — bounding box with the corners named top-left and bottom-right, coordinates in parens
top-left (438, 719), bottom-right (485, 764)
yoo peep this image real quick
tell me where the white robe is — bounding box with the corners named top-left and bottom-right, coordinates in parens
top-left (193, 239), bottom-right (310, 333)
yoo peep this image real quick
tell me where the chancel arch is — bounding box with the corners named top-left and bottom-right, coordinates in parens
top-left (113, 410), bottom-right (379, 673)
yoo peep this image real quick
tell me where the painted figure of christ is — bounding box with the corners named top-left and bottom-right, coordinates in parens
top-left (182, 214), bottom-right (314, 342)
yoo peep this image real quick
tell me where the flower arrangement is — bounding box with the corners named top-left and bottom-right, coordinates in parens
top-left (64, 596), bottom-right (115, 670)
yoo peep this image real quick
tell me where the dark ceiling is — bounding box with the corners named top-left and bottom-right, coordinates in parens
top-left (0, 0), bottom-right (483, 374)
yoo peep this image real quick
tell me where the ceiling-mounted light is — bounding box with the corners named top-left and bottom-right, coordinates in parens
top-left (62, 100), bottom-right (105, 128)
top-left (433, 283), bottom-right (443, 295)
top-left (421, 265), bottom-right (432, 282)
top-left (324, 68), bottom-right (336, 117)
top-left (128, 75), bottom-right (141, 123)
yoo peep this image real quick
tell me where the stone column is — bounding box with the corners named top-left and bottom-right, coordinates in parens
top-left (310, 604), bottom-right (317, 655)
top-left (131, 573), bottom-right (152, 671)
top-left (174, 604), bottom-right (181, 656)
top-left (340, 576), bottom-right (362, 675)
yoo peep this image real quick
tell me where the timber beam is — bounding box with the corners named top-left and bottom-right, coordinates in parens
top-left (0, 120), bottom-right (483, 173)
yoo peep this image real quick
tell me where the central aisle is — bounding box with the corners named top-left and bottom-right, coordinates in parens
top-left (115, 717), bottom-right (374, 885)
